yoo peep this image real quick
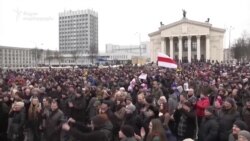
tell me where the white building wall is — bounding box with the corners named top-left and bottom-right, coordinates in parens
top-left (105, 42), bottom-right (150, 57)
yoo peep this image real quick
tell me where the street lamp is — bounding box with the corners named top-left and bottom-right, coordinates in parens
top-left (31, 42), bottom-right (43, 67)
top-left (228, 26), bottom-right (234, 48)
top-left (135, 32), bottom-right (142, 56)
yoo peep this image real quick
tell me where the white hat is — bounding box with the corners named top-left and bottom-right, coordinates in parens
top-left (120, 87), bottom-right (125, 91)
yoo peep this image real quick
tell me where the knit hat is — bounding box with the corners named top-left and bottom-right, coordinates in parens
top-left (205, 106), bottom-right (216, 115)
top-left (238, 130), bottom-right (250, 141)
top-left (225, 98), bottom-right (235, 106)
top-left (234, 120), bottom-right (248, 130)
top-left (121, 125), bottom-right (135, 137)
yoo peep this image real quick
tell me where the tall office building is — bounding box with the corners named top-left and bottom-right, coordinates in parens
top-left (59, 9), bottom-right (98, 54)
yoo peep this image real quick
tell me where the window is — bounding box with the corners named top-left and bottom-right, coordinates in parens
top-left (174, 42), bottom-right (179, 52)
top-left (183, 39), bottom-right (188, 51)
top-left (192, 41), bottom-right (197, 51)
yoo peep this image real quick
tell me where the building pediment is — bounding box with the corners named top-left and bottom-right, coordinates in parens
top-left (159, 18), bottom-right (212, 31)
top-left (149, 18), bottom-right (225, 37)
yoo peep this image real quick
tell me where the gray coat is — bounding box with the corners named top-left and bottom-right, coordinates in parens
top-left (228, 133), bottom-right (236, 141)
top-left (44, 109), bottom-right (64, 141)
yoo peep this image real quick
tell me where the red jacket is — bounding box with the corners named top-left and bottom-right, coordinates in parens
top-left (196, 97), bottom-right (210, 117)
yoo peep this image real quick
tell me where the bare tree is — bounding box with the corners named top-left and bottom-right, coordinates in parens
top-left (70, 50), bottom-right (80, 65)
top-left (31, 48), bottom-right (43, 67)
top-left (88, 45), bottom-right (98, 64)
top-left (54, 51), bottom-right (64, 66)
top-left (45, 49), bottom-right (53, 66)
top-left (232, 31), bottom-right (250, 62)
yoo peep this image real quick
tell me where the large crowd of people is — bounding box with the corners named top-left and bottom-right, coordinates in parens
top-left (1, 62), bottom-right (250, 141)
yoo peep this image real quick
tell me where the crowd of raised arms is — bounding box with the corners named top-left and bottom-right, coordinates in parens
top-left (1, 62), bottom-right (250, 141)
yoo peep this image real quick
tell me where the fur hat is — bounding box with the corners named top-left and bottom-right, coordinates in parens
top-left (238, 130), bottom-right (250, 141)
top-left (121, 125), bottom-right (135, 137)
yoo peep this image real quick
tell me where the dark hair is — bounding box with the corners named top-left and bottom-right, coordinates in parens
top-left (91, 114), bottom-right (109, 129)
top-left (43, 97), bottom-right (52, 104)
top-left (147, 118), bottom-right (167, 141)
top-left (145, 95), bottom-right (154, 104)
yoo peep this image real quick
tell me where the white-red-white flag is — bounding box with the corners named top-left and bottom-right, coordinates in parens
top-left (157, 53), bottom-right (177, 69)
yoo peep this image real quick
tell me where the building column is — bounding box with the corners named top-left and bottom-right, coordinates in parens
top-left (197, 35), bottom-right (201, 61)
top-left (161, 37), bottom-right (166, 53)
top-left (170, 37), bottom-right (173, 58)
top-left (188, 36), bottom-right (192, 63)
top-left (178, 36), bottom-right (182, 61)
top-left (206, 35), bottom-right (210, 61)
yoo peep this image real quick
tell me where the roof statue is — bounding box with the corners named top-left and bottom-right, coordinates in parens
top-left (206, 18), bottom-right (210, 23)
top-left (160, 21), bottom-right (164, 26)
top-left (182, 9), bottom-right (186, 18)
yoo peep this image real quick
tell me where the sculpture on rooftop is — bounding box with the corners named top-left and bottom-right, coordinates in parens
top-left (206, 18), bottom-right (210, 23)
top-left (182, 9), bottom-right (186, 18)
top-left (160, 21), bottom-right (164, 26)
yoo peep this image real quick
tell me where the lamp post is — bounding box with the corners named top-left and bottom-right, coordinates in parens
top-left (135, 32), bottom-right (142, 56)
top-left (31, 42), bottom-right (43, 67)
top-left (227, 26), bottom-right (234, 62)
top-left (228, 26), bottom-right (234, 48)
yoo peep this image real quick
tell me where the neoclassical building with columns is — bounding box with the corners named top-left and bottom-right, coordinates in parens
top-left (149, 18), bottom-right (225, 63)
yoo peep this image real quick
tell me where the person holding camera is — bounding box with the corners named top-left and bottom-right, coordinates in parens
top-left (8, 101), bottom-right (26, 141)
top-left (44, 99), bottom-right (64, 141)
top-left (62, 114), bottom-right (113, 141)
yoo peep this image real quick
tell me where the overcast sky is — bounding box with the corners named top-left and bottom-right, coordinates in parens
top-left (0, 0), bottom-right (250, 52)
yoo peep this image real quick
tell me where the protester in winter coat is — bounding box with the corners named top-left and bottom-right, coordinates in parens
top-left (8, 101), bottom-right (26, 141)
top-left (228, 120), bottom-right (248, 141)
top-left (152, 81), bottom-right (163, 101)
top-left (68, 89), bottom-right (87, 122)
top-left (242, 99), bottom-right (250, 131)
top-left (218, 98), bottom-right (240, 141)
top-left (123, 104), bottom-right (143, 135)
top-left (27, 97), bottom-right (42, 141)
top-left (62, 114), bottom-right (113, 141)
top-left (174, 101), bottom-right (196, 141)
top-left (198, 106), bottom-right (219, 141)
top-left (44, 99), bottom-right (64, 141)
top-left (0, 95), bottom-right (10, 141)
top-left (146, 118), bottom-right (167, 141)
top-left (196, 92), bottom-right (210, 127)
